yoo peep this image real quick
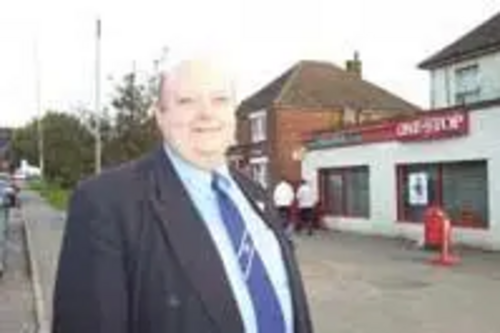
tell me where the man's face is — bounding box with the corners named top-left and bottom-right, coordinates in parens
top-left (156, 59), bottom-right (236, 170)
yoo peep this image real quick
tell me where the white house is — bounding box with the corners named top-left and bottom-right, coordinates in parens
top-left (16, 159), bottom-right (42, 179)
top-left (419, 12), bottom-right (500, 108)
top-left (302, 11), bottom-right (500, 250)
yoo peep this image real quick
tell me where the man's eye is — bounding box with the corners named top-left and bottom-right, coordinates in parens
top-left (178, 97), bottom-right (195, 105)
top-left (213, 96), bottom-right (230, 103)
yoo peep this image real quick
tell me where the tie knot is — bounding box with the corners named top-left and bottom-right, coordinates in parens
top-left (211, 172), bottom-right (231, 194)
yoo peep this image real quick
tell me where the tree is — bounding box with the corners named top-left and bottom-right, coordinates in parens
top-left (43, 112), bottom-right (95, 187)
top-left (9, 121), bottom-right (39, 175)
top-left (10, 111), bottom-right (95, 188)
top-left (10, 66), bottom-right (162, 188)
top-left (104, 71), bottom-right (159, 166)
top-left (76, 106), bottom-right (114, 144)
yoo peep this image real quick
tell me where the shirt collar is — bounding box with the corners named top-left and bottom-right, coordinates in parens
top-left (163, 144), bottom-right (233, 193)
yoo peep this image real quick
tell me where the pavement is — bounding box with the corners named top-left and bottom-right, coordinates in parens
top-left (19, 189), bottom-right (500, 333)
top-left (21, 191), bottom-right (65, 333)
top-left (0, 209), bottom-right (36, 333)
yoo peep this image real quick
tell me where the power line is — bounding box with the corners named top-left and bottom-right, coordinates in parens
top-left (34, 38), bottom-right (44, 178)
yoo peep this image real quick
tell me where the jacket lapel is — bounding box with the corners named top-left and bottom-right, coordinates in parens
top-left (231, 170), bottom-right (313, 333)
top-left (147, 148), bottom-right (244, 333)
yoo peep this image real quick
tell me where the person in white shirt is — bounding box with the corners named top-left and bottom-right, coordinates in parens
top-left (296, 180), bottom-right (317, 235)
top-left (273, 179), bottom-right (295, 231)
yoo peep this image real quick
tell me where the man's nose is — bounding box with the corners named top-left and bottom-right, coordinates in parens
top-left (198, 96), bottom-right (213, 118)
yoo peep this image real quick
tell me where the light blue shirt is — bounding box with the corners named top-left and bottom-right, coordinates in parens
top-left (165, 146), bottom-right (294, 333)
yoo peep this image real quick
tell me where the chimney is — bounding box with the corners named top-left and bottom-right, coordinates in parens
top-left (345, 51), bottom-right (362, 78)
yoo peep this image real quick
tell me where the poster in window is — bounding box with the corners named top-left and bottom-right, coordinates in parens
top-left (408, 172), bottom-right (428, 206)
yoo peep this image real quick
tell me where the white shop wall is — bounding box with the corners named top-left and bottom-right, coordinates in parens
top-left (303, 105), bottom-right (500, 249)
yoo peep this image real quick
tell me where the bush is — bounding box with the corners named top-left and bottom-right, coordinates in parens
top-left (29, 180), bottom-right (70, 210)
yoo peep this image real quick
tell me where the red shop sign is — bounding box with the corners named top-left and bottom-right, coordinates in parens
top-left (395, 110), bottom-right (469, 141)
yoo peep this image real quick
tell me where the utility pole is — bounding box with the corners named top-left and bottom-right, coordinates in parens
top-left (94, 18), bottom-right (102, 174)
top-left (34, 38), bottom-right (44, 178)
top-left (156, 46), bottom-right (168, 90)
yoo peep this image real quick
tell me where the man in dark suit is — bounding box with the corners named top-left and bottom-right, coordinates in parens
top-left (52, 53), bottom-right (313, 333)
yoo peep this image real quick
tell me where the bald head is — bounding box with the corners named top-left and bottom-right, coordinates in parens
top-left (158, 56), bottom-right (236, 109)
top-left (155, 56), bottom-right (237, 170)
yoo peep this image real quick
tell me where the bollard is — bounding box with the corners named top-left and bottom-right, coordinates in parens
top-left (429, 215), bottom-right (460, 266)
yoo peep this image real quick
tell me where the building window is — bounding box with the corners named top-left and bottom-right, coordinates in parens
top-left (249, 111), bottom-right (267, 143)
top-left (343, 107), bottom-right (358, 126)
top-left (320, 166), bottom-right (370, 218)
top-left (249, 156), bottom-right (268, 188)
top-left (329, 111), bottom-right (343, 130)
top-left (397, 160), bottom-right (488, 228)
top-left (455, 64), bottom-right (480, 104)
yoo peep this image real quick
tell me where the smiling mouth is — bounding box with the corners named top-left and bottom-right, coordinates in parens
top-left (194, 127), bottom-right (222, 133)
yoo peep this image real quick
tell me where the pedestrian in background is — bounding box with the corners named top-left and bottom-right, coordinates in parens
top-left (273, 178), bottom-right (295, 232)
top-left (296, 179), bottom-right (317, 235)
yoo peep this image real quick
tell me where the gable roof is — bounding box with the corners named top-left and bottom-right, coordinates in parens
top-left (238, 60), bottom-right (420, 115)
top-left (419, 11), bottom-right (500, 69)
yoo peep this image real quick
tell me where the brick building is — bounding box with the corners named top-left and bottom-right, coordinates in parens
top-left (229, 57), bottom-right (419, 190)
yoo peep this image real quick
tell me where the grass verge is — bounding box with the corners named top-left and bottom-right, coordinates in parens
top-left (29, 179), bottom-right (70, 211)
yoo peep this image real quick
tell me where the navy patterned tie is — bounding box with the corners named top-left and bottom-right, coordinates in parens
top-left (211, 173), bottom-right (286, 333)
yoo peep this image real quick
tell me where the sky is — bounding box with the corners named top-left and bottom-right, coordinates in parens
top-left (0, 0), bottom-right (499, 127)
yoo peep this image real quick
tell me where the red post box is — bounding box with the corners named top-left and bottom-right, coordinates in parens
top-left (426, 208), bottom-right (460, 266)
top-left (423, 206), bottom-right (447, 250)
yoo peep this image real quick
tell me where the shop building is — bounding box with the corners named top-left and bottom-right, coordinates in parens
top-left (303, 104), bottom-right (500, 250)
top-left (302, 10), bottom-right (500, 250)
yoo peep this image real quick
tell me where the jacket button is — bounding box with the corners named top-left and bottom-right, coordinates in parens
top-left (167, 294), bottom-right (181, 308)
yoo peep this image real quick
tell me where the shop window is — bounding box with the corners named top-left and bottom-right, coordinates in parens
top-left (442, 161), bottom-right (488, 228)
top-left (321, 166), bottom-right (370, 218)
top-left (397, 160), bottom-right (488, 228)
top-left (398, 164), bottom-right (440, 223)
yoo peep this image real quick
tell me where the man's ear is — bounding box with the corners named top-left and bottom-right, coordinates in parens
top-left (148, 100), bottom-right (159, 116)
top-left (157, 72), bottom-right (169, 112)
top-left (153, 101), bottom-right (164, 129)
top-left (154, 99), bottom-right (167, 115)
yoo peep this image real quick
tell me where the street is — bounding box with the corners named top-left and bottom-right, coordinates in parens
top-left (7, 191), bottom-right (500, 333)
top-left (295, 231), bottom-right (500, 333)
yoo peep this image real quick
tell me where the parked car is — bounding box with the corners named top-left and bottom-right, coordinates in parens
top-left (0, 179), bottom-right (10, 278)
top-left (0, 177), bottom-right (18, 209)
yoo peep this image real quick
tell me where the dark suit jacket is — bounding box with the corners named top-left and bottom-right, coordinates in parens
top-left (52, 147), bottom-right (313, 333)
